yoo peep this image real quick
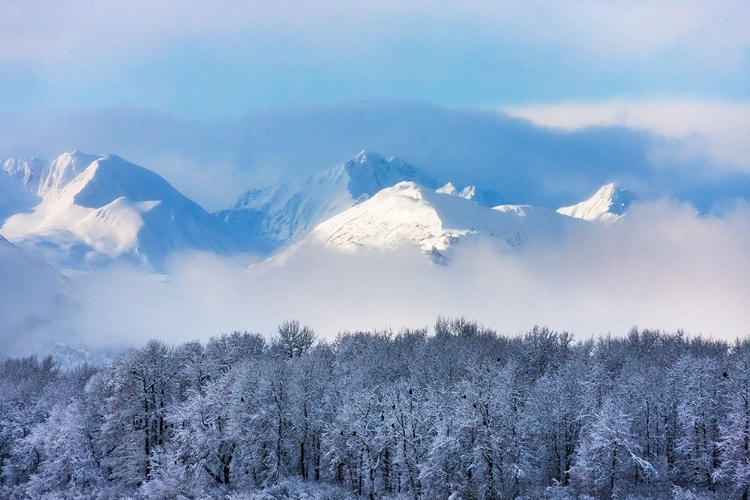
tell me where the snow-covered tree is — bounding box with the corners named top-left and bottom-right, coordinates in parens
top-left (672, 355), bottom-right (723, 491)
top-left (715, 349), bottom-right (750, 499)
top-left (99, 340), bottom-right (180, 489)
top-left (273, 320), bottom-right (316, 359)
top-left (571, 395), bottom-right (657, 499)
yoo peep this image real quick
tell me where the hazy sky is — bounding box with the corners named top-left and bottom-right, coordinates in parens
top-left (2, 1), bottom-right (748, 115)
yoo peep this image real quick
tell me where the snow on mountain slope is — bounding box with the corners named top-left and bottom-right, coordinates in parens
top-left (1, 157), bottom-right (47, 195)
top-left (2, 153), bottom-right (246, 271)
top-left (1, 157), bottom-right (48, 221)
top-left (557, 183), bottom-right (633, 223)
top-left (302, 181), bottom-right (576, 262)
top-left (37, 151), bottom-right (100, 199)
top-left (217, 151), bottom-right (439, 250)
top-left (1, 151), bottom-right (109, 222)
top-left (436, 182), bottom-right (505, 207)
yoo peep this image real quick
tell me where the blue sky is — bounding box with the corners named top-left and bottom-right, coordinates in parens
top-left (2, 1), bottom-right (749, 209)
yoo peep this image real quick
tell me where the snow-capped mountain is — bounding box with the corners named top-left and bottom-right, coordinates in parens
top-left (299, 181), bottom-right (578, 263)
top-left (37, 151), bottom-right (100, 199)
top-left (217, 151), bottom-right (440, 250)
top-left (1, 152), bottom-right (247, 271)
top-left (557, 183), bottom-right (633, 223)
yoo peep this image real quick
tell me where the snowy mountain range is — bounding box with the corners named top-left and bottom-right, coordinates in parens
top-left (1, 150), bottom-right (631, 273)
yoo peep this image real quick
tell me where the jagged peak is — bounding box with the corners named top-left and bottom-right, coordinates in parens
top-left (459, 185), bottom-right (477, 200)
top-left (557, 182), bottom-right (634, 222)
top-left (437, 182), bottom-right (478, 200)
top-left (38, 151), bottom-right (100, 198)
top-left (345, 150), bottom-right (409, 174)
top-left (435, 182), bottom-right (505, 207)
top-left (436, 182), bottom-right (458, 195)
top-left (54, 150), bottom-right (99, 165)
top-left (343, 150), bottom-right (434, 201)
top-left (2, 157), bottom-right (47, 186)
top-left (352, 149), bottom-right (383, 163)
top-left (2, 156), bottom-right (47, 170)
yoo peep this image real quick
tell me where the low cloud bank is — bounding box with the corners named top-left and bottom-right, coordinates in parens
top-left (49, 198), bottom-right (750, 351)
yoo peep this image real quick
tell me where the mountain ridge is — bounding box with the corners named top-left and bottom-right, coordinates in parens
top-left (295, 180), bottom-right (580, 264)
top-left (2, 149), bottom-right (637, 273)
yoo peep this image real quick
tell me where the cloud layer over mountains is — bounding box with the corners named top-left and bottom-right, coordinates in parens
top-left (2, 145), bottom-right (749, 356)
top-left (2, 100), bottom-right (749, 214)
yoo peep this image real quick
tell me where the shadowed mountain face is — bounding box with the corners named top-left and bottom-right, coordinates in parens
top-left (0, 233), bottom-right (72, 356)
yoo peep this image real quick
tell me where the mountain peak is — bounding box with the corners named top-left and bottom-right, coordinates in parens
top-left (343, 150), bottom-right (433, 201)
top-left (222, 151), bottom-right (439, 248)
top-left (436, 182), bottom-right (458, 196)
top-left (352, 150), bottom-right (384, 164)
top-left (56, 150), bottom-right (97, 165)
top-left (304, 180), bottom-right (575, 262)
top-left (69, 155), bottom-right (181, 209)
top-left (1, 157), bottom-right (48, 197)
top-left (38, 151), bottom-right (100, 199)
top-left (436, 182), bottom-right (505, 207)
top-left (557, 183), bottom-right (633, 222)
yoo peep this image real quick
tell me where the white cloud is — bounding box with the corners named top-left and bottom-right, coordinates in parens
top-left (3, 1), bottom-right (747, 77)
top-left (503, 99), bottom-right (750, 173)
top-left (545, 0), bottom-right (750, 69)
top-left (0, 1), bottom-right (251, 65)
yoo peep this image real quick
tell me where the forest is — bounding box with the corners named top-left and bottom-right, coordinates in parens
top-left (1, 318), bottom-right (748, 500)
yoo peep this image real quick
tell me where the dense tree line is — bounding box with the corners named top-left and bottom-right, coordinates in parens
top-left (1, 319), bottom-right (750, 499)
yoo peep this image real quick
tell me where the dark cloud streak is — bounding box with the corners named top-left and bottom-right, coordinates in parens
top-left (0, 100), bottom-right (746, 212)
